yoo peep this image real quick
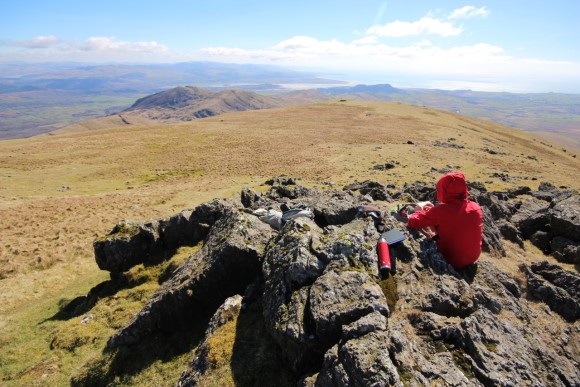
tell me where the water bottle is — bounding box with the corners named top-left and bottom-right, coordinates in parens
top-left (377, 237), bottom-right (391, 278)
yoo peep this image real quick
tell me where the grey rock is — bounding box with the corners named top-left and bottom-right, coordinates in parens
top-left (550, 194), bottom-right (580, 242)
top-left (309, 270), bottom-right (389, 346)
top-left (262, 217), bottom-right (326, 370)
top-left (82, 180), bottom-right (580, 387)
top-left (315, 331), bottom-right (403, 387)
top-left (551, 236), bottom-right (580, 263)
top-left (343, 180), bottom-right (392, 201)
top-left (107, 207), bottom-right (272, 347)
top-left (511, 198), bottom-right (551, 238)
top-left (301, 189), bottom-right (366, 226)
top-left (240, 186), bottom-right (272, 209)
top-left (525, 261), bottom-right (580, 322)
top-left (387, 323), bottom-right (475, 386)
top-left (341, 311), bottom-right (388, 341)
top-left (476, 192), bottom-right (514, 221)
top-left (497, 220), bottom-right (525, 248)
top-left (481, 206), bottom-right (506, 257)
top-left (94, 219), bottom-right (164, 273)
top-left (94, 199), bottom-right (233, 274)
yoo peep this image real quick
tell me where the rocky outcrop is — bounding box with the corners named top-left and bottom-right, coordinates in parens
top-left (94, 199), bottom-right (233, 275)
top-left (509, 188), bottom-right (579, 263)
top-left (523, 261), bottom-right (580, 322)
top-left (107, 206), bottom-right (273, 347)
top-left (85, 178), bottom-right (579, 386)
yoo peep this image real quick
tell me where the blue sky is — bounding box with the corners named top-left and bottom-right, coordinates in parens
top-left (1, 1), bottom-right (579, 93)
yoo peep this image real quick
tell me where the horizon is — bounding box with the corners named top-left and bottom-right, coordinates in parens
top-left (2, 59), bottom-right (580, 97)
top-left (1, 1), bottom-right (580, 94)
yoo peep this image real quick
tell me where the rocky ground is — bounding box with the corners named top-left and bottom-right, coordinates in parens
top-left (68, 176), bottom-right (579, 386)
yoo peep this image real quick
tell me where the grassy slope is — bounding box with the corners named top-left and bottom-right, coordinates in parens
top-left (341, 91), bottom-right (580, 152)
top-left (0, 101), bottom-right (578, 385)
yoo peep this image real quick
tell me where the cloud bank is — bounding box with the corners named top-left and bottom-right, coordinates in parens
top-left (1, 6), bottom-right (577, 92)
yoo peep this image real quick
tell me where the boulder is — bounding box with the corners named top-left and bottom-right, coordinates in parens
top-left (94, 220), bottom-right (164, 273)
top-left (523, 261), bottom-right (580, 322)
top-left (343, 180), bottom-right (392, 201)
top-left (107, 207), bottom-right (272, 347)
top-left (309, 270), bottom-right (389, 346)
top-left (480, 207), bottom-right (505, 257)
top-left (497, 220), bottom-right (524, 248)
top-left (94, 199), bottom-right (233, 274)
top-left (510, 198), bottom-right (551, 239)
top-left (475, 192), bottom-right (514, 221)
top-left (550, 194), bottom-right (580, 242)
top-left (301, 189), bottom-right (368, 226)
top-left (313, 330), bottom-right (402, 387)
top-left (551, 236), bottom-right (580, 264)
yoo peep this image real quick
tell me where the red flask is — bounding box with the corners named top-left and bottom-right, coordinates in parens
top-left (377, 237), bottom-right (391, 275)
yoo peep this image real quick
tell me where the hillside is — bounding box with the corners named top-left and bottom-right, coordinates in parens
top-left (0, 101), bottom-right (578, 385)
top-left (2, 61), bottom-right (579, 153)
top-left (122, 86), bottom-right (286, 121)
top-left (0, 61), bottom-right (341, 139)
top-left (314, 84), bottom-right (580, 151)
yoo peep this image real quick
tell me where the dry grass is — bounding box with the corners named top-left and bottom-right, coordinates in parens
top-left (0, 100), bottom-right (578, 385)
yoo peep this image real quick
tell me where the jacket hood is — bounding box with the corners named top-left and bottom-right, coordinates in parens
top-left (436, 172), bottom-right (469, 203)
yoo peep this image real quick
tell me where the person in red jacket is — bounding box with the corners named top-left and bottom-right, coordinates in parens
top-left (407, 172), bottom-right (483, 269)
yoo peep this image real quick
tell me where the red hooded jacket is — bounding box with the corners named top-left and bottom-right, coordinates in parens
top-left (408, 172), bottom-right (483, 269)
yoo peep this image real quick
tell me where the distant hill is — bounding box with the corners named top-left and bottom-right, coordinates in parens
top-left (0, 61), bottom-right (342, 139)
top-left (0, 61), bottom-right (339, 94)
top-left (318, 83), bottom-right (402, 95)
top-left (122, 86), bottom-right (286, 121)
top-left (1, 60), bottom-right (579, 152)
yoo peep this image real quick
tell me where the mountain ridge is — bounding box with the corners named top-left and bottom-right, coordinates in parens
top-left (2, 61), bottom-right (579, 151)
top-left (122, 86), bottom-right (286, 121)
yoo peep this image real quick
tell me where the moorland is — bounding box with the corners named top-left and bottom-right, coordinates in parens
top-left (1, 62), bottom-right (579, 152)
top-left (0, 98), bottom-right (578, 385)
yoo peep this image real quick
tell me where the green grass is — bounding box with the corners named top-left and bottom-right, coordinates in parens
top-left (0, 246), bottom-right (198, 386)
top-left (0, 269), bottom-right (109, 386)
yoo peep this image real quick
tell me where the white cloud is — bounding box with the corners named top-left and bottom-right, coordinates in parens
top-left (2, 24), bottom-right (578, 92)
top-left (198, 36), bottom-right (508, 72)
top-left (199, 46), bottom-right (294, 62)
top-left (448, 6), bottom-right (489, 20)
top-left (366, 16), bottom-right (463, 38)
top-left (80, 37), bottom-right (168, 53)
top-left (353, 36), bottom-right (379, 45)
top-left (0, 35), bottom-right (61, 49)
top-left (192, 34), bottom-right (580, 92)
top-left (273, 36), bottom-right (352, 56)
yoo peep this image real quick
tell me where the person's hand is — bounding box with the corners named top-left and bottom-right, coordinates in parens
top-left (415, 201), bottom-right (434, 212)
top-left (421, 226), bottom-right (437, 239)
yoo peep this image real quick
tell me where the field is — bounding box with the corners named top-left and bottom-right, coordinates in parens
top-left (0, 91), bottom-right (144, 139)
top-left (0, 100), bottom-right (578, 385)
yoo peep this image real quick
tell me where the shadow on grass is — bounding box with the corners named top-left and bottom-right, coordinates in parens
top-left (71, 311), bottom-right (212, 387)
top-left (47, 254), bottom-right (185, 322)
top-left (230, 302), bottom-right (298, 387)
top-left (45, 279), bottom-right (122, 322)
